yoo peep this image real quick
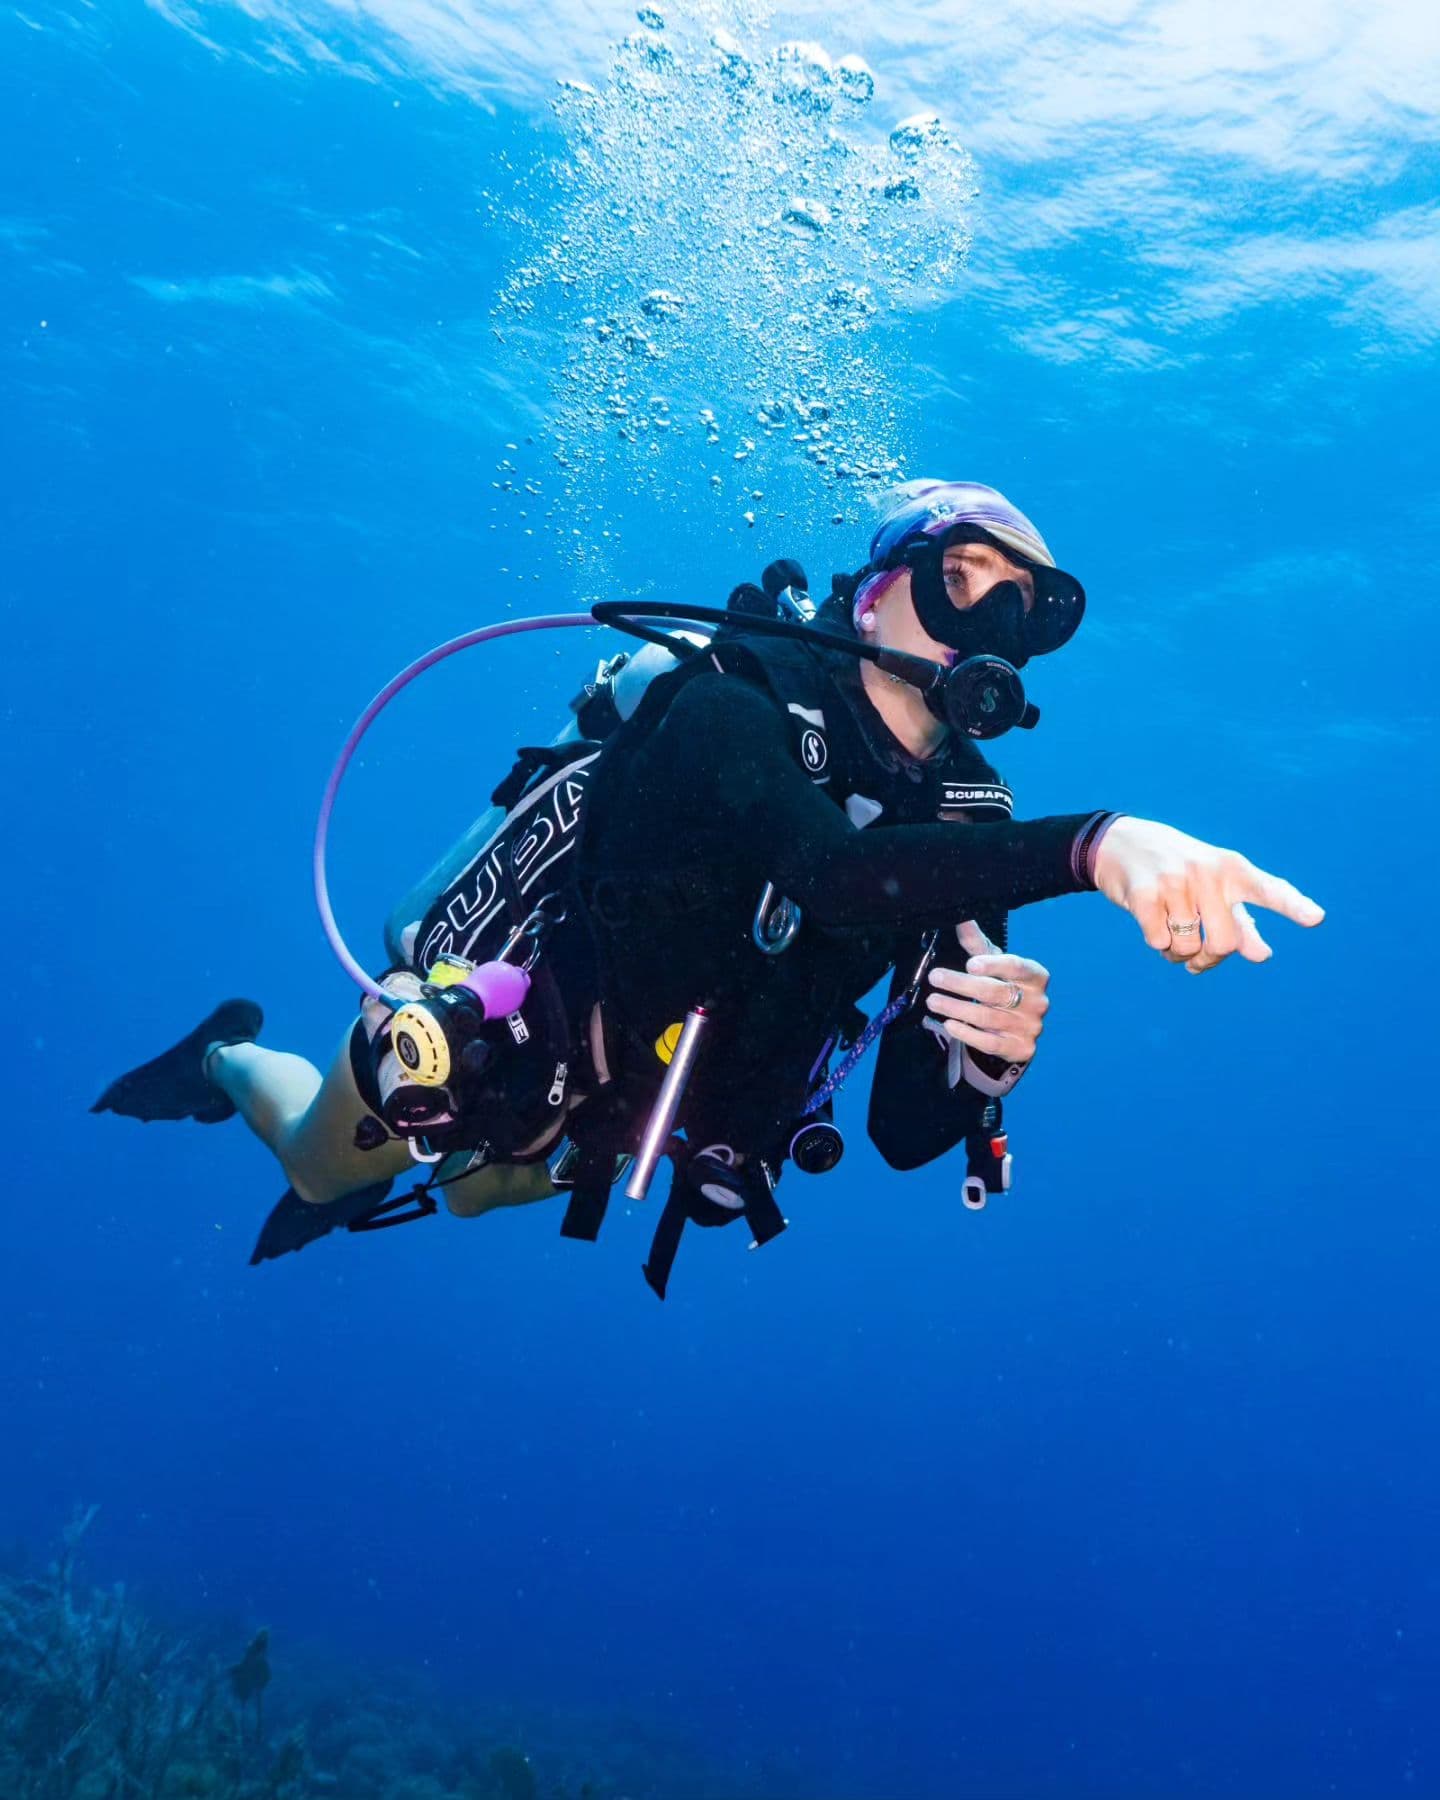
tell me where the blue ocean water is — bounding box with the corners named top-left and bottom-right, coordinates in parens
top-left (4, 1), bottom-right (1438, 1794)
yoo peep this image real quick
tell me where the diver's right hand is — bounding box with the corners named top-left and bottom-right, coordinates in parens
top-left (1091, 816), bottom-right (1325, 974)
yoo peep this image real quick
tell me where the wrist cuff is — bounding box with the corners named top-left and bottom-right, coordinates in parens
top-left (1071, 811), bottom-right (1123, 889)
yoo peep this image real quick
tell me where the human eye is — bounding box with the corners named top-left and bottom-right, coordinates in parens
top-left (942, 563), bottom-right (970, 595)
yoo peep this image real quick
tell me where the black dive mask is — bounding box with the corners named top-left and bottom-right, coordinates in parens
top-left (902, 533), bottom-right (1086, 662)
top-left (910, 562), bottom-right (1033, 666)
top-left (891, 531), bottom-right (1087, 737)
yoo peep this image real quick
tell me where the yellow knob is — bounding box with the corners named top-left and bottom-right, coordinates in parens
top-left (425, 954), bottom-right (475, 990)
top-left (391, 1003), bottom-right (452, 1086)
top-left (654, 1021), bottom-right (684, 1065)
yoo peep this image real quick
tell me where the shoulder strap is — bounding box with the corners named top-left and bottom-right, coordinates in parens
top-left (491, 739), bottom-right (597, 812)
top-left (707, 632), bottom-right (841, 786)
top-left (599, 629), bottom-right (837, 788)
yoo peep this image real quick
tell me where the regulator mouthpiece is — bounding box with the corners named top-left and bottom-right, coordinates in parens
top-left (938, 655), bottom-right (1040, 740)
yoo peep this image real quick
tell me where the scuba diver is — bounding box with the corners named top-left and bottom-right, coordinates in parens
top-left (93, 481), bottom-right (1325, 1297)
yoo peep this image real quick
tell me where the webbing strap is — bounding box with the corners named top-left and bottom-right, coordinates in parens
top-left (559, 1137), bottom-right (618, 1242)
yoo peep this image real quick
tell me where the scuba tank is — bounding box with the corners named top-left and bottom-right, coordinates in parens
top-left (364, 565), bottom-right (830, 1162)
top-left (382, 633), bottom-right (711, 969)
top-left (315, 561), bottom-right (1030, 1266)
top-left (380, 568), bottom-right (816, 968)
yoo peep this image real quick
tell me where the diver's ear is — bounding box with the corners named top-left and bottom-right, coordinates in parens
top-left (858, 610), bottom-right (877, 632)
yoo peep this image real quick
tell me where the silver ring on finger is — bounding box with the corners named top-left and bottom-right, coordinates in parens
top-left (1166, 916), bottom-right (1201, 937)
top-left (1003, 981), bottom-right (1024, 1010)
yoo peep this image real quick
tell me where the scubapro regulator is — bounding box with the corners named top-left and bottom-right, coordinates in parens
top-left (373, 902), bottom-right (561, 1140)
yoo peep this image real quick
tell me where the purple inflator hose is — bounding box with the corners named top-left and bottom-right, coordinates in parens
top-left (314, 613), bottom-right (599, 1008)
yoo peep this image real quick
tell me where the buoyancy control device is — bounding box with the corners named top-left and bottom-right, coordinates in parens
top-left (293, 562), bottom-right (1027, 1292)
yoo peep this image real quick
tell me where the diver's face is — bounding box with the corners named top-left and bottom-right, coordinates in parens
top-left (940, 541), bottom-right (1035, 614)
top-left (863, 568), bottom-right (951, 665)
top-left (866, 541), bottom-right (1035, 668)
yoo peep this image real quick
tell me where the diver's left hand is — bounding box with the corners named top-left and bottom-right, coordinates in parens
top-left (926, 919), bottom-right (1050, 1064)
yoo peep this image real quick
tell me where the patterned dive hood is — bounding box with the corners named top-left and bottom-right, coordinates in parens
top-left (869, 479), bottom-right (1058, 570)
top-left (854, 480), bottom-right (1084, 661)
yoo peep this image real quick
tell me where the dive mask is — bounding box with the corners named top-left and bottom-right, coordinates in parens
top-left (900, 526), bottom-right (1086, 666)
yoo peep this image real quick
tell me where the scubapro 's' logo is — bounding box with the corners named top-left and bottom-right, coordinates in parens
top-left (800, 728), bottom-right (828, 774)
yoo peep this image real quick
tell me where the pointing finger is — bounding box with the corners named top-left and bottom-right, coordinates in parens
top-left (1235, 861), bottom-right (1325, 927)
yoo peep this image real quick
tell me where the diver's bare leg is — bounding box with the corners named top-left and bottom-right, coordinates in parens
top-left (207, 1037), bottom-right (413, 1205)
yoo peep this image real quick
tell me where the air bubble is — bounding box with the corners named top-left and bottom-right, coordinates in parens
top-left (622, 28), bottom-right (677, 76)
top-left (889, 113), bottom-right (947, 160)
top-left (640, 288), bottom-right (686, 319)
top-left (836, 56), bottom-right (874, 103)
top-left (492, 10), bottom-right (975, 558)
top-left (782, 197), bottom-right (832, 233)
top-left (772, 40), bottom-right (834, 113)
top-left (711, 29), bottom-right (754, 85)
top-left (825, 282), bottom-right (876, 320)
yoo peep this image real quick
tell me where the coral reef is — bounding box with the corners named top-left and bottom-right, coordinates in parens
top-left (0, 1512), bottom-right (805, 1800)
top-left (0, 1509), bottom-right (305, 1800)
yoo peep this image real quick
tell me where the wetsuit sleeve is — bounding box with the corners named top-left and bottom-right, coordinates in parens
top-left (656, 670), bottom-right (1106, 930)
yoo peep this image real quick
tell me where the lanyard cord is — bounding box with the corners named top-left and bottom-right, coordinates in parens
top-left (802, 930), bottom-right (940, 1116)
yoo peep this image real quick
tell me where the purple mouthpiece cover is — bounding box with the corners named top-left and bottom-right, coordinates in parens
top-left (461, 961), bottom-right (532, 1020)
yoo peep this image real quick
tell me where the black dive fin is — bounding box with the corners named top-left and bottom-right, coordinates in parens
top-left (249, 1181), bottom-right (399, 1266)
top-left (91, 1000), bottom-right (263, 1124)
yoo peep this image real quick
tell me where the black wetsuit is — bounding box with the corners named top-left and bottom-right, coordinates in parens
top-left (323, 628), bottom-right (1115, 1291)
top-left (573, 636), bottom-right (1109, 1168)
